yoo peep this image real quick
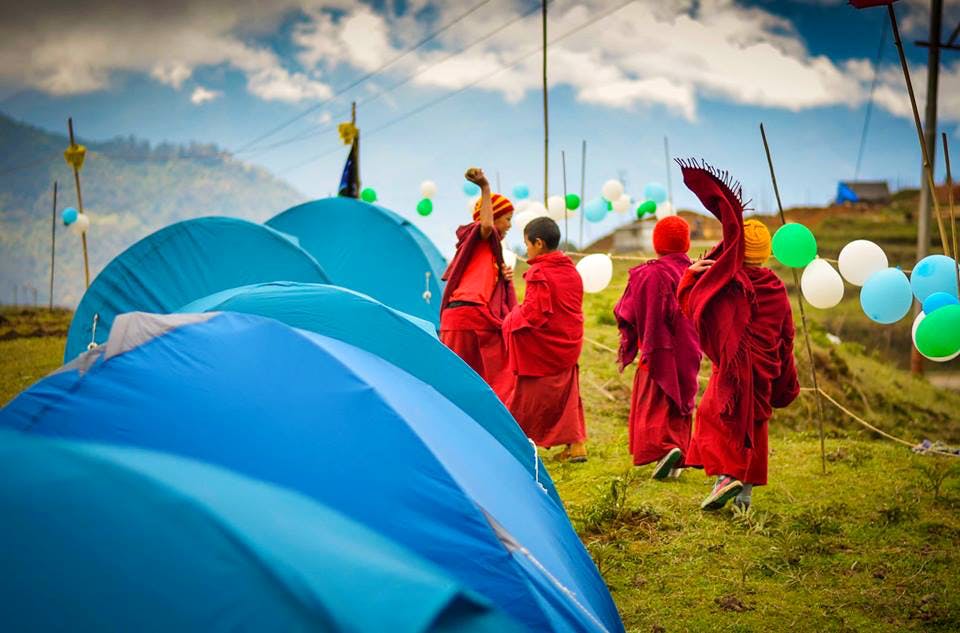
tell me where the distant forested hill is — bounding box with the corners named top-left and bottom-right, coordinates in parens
top-left (0, 113), bottom-right (304, 306)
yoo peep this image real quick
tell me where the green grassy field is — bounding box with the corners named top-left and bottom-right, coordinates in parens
top-left (2, 270), bottom-right (960, 631)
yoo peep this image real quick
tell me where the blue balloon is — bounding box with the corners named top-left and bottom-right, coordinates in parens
top-left (61, 207), bottom-right (78, 226)
top-left (643, 182), bottom-right (668, 204)
top-left (462, 181), bottom-right (480, 197)
top-left (922, 291), bottom-right (959, 315)
top-left (860, 268), bottom-right (913, 324)
top-left (910, 254), bottom-right (959, 302)
top-left (584, 198), bottom-right (608, 223)
top-left (512, 184), bottom-right (530, 200)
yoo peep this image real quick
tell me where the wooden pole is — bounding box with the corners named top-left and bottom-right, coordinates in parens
top-left (561, 150), bottom-right (569, 248)
top-left (67, 118), bottom-right (91, 288)
top-left (761, 123), bottom-right (829, 475)
top-left (541, 0), bottom-right (549, 205)
top-left (579, 140), bottom-right (586, 248)
top-left (943, 132), bottom-right (959, 294)
top-left (49, 181), bottom-right (57, 310)
top-left (351, 102), bottom-right (360, 192)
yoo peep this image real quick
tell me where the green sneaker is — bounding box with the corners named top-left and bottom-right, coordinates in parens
top-left (651, 447), bottom-right (683, 480)
top-left (700, 475), bottom-right (743, 511)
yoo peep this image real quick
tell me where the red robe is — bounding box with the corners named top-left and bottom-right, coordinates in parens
top-left (503, 251), bottom-right (586, 448)
top-left (676, 160), bottom-right (800, 485)
top-left (614, 252), bottom-right (701, 466)
top-left (440, 222), bottom-right (517, 404)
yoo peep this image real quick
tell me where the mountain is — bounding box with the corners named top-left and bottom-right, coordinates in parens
top-left (0, 113), bottom-right (305, 307)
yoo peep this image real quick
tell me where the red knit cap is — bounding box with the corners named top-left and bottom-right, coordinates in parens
top-left (653, 216), bottom-right (691, 255)
top-left (472, 193), bottom-right (514, 221)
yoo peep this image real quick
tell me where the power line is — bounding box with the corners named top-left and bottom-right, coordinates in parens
top-left (854, 15), bottom-right (888, 181)
top-left (280, 0), bottom-right (636, 176)
top-left (234, 0), bottom-right (494, 154)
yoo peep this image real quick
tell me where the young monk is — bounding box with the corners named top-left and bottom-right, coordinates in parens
top-left (440, 167), bottom-right (516, 404)
top-left (614, 216), bottom-right (701, 479)
top-left (503, 217), bottom-right (587, 462)
top-left (675, 159), bottom-right (800, 511)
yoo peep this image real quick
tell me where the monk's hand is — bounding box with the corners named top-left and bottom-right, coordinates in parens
top-left (464, 167), bottom-right (489, 189)
top-left (689, 258), bottom-right (715, 274)
top-left (501, 264), bottom-right (514, 282)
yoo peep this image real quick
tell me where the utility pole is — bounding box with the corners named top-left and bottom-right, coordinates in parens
top-left (542, 0), bottom-right (549, 205)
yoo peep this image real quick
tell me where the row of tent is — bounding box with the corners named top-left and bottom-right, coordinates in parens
top-left (1, 198), bottom-right (625, 632)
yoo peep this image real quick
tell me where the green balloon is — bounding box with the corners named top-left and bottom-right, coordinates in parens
top-left (772, 223), bottom-right (817, 268)
top-left (916, 304), bottom-right (960, 357)
top-left (637, 200), bottom-right (657, 218)
top-left (605, 199), bottom-right (613, 211)
top-left (416, 198), bottom-right (433, 216)
top-left (360, 187), bottom-right (377, 203)
top-left (565, 193), bottom-right (581, 210)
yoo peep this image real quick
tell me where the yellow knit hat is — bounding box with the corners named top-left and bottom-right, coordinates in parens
top-left (743, 219), bottom-right (771, 265)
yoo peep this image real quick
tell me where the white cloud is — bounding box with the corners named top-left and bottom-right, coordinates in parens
top-left (190, 86), bottom-right (222, 105)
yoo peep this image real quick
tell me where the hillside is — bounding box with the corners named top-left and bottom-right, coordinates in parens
top-left (0, 113), bottom-right (304, 307)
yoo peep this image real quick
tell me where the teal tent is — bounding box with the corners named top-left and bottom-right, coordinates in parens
top-left (266, 198), bottom-right (446, 326)
top-left (0, 430), bottom-right (518, 632)
top-left (64, 217), bottom-right (330, 362)
top-left (178, 281), bottom-right (562, 507)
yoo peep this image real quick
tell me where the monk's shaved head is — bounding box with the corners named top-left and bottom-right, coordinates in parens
top-left (525, 217), bottom-right (561, 250)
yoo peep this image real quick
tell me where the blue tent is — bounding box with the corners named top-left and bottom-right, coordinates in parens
top-left (2, 312), bottom-right (622, 633)
top-left (266, 198), bottom-right (447, 326)
top-left (64, 217), bottom-right (330, 362)
top-left (178, 281), bottom-right (562, 507)
top-left (0, 430), bottom-right (518, 632)
top-left (836, 182), bottom-right (858, 204)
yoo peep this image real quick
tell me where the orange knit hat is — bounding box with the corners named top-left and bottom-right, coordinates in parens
top-left (743, 219), bottom-right (772, 264)
top-left (472, 193), bottom-right (514, 221)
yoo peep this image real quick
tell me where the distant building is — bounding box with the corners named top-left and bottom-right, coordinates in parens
top-left (836, 181), bottom-right (891, 205)
top-left (611, 220), bottom-right (654, 253)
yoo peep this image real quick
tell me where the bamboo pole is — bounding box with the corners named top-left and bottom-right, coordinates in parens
top-left (663, 136), bottom-right (673, 205)
top-left (887, 3), bottom-right (950, 257)
top-left (760, 123), bottom-right (829, 475)
top-left (579, 140), bottom-right (586, 248)
top-left (943, 133), bottom-right (959, 293)
top-left (541, 0), bottom-right (549, 205)
top-left (67, 118), bottom-right (90, 288)
top-left (561, 150), bottom-right (569, 247)
top-left (49, 181), bottom-right (57, 310)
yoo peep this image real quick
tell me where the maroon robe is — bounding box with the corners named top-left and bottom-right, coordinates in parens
top-left (614, 252), bottom-right (701, 466)
top-left (503, 251), bottom-right (586, 447)
top-left (676, 160), bottom-right (800, 485)
top-left (440, 222), bottom-right (517, 403)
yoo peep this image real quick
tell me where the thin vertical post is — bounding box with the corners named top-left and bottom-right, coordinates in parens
top-left (943, 133), bottom-right (959, 294)
top-left (761, 123), bottom-right (828, 475)
top-left (541, 0), bottom-right (549, 205)
top-left (663, 136), bottom-right (673, 205)
top-left (67, 118), bottom-right (90, 288)
top-left (49, 181), bottom-right (58, 310)
top-left (579, 140), bottom-right (586, 248)
top-left (561, 150), bottom-right (569, 247)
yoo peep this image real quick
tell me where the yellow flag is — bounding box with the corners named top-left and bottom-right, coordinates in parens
top-left (64, 144), bottom-right (87, 171)
top-left (338, 122), bottom-right (358, 145)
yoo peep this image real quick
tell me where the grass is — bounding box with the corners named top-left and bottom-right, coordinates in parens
top-left (2, 272), bottom-right (960, 630)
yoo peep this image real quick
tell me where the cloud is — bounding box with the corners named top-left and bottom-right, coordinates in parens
top-left (190, 86), bottom-right (222, 105)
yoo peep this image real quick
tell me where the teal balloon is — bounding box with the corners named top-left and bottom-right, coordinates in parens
top-left (922, 291), bottom-right (958, 315)
top-left (360, 188), bottom-right (377, 203)
top-left (910, 254), bottom-right (959, 302)
top-left (636, 200), bottom-right (657, 218)
top-left (585, 198), bottom-right (608, 223)
top-left (915, 304), bottom-right (960, 357)
top-left (512, 184), bottom-right (530, 200)
top-left (772, 223), bottom-right (817, 268)
top-left (463, 182), bottom-right (480, 196)
top-left (860, 268), bottom-right (913, 324)
top-left (416, 198), bottom-right (433, 217)
top-left (61, 207), bottom-right (78, 226)
top-left (643, 182), bottom-right (667, 204)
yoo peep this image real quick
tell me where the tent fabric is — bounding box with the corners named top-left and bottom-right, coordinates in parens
top-left (836, 182), bottom-right (859, 204)
top-left (177, 282), bottom-right (562, 507)
top-left (63, 217), bottom-right (330, 362)
top-left (0, 430), bottom-right (519, 633)
top-left (1, 312), bottom-right (623, 633)
top-left (266, 198), bottom-right (447, 327)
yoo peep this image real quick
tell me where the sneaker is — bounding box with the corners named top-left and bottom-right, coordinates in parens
top-left (652, 448), bottom-right (683, 480)
top-left (700, 475), bottom-right (743, 511)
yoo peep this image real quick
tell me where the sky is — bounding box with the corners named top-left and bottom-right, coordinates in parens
top-left (2, 0), bottom-right (960, 254)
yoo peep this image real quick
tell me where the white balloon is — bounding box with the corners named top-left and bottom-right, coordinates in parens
top-left (576, 253), bottom-right (614, 294)
top-left (547, 195), bottom-right (566, 220)
top-left (612, 194), bottom-right (631, 214)
top-left (70, 213), bottom-right (90, 236)
top-left (800, 258), bottom-right (844, 309)
top-left (501, 242), bottom-right (518, 268)
top-left (526, 201), bottom-right (549, 218)
top-left (511, 210), bottom-right (537, 236)
top-left (838, 239), bottom-right (888, 286)
top-left (911, 311), bottom-right (960, 362)
top-left (420, 180), bottom-right (438, 198)
top-left (515, 199), bottom-right (531, 212)
top-left (655, 201), bottom-right (676, 221)
top-left (601, 179), bottom-right (624, 202)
